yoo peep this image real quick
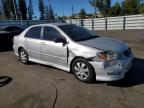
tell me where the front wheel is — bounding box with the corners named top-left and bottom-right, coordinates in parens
top-left (19, 48), bottom-right (29, 64)
top-left (71, 58), bottom-right (95, 83)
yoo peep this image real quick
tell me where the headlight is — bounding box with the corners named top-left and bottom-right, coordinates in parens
top-left (92, 52), bottom-right (120, 61)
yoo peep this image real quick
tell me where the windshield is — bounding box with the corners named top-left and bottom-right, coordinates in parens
top-left (58, 25), bottom-right (98, 42)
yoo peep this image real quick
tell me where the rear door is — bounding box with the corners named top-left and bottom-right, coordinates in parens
top-left (24, 26), bottom-right (42, 60)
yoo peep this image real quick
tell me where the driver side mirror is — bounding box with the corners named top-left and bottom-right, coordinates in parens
top-left (54, 37), bottom-right (67, 44)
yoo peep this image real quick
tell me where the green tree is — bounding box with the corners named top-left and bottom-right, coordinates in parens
top-left (103, 0), bottom-right (111, 16)
top-left (124, 0), bottom-right (140, 15)
top-left (49, 4), bottom-right (55, 20)
top-left (12, 0), bottom-right (18, 20)
top-left (39, 0), bottom-right (45, 20)
top-left (28, 0), bottom-right (34, 20)
top-left (89, 0), bottom-right (103, 18)
top-left (11, 0), bottom-right (18, 19)
top-left (2, 0), bottom-right (16, 19)
top-left (58, 16), bottom-right (63, 19)
top-left (0, 3), bottom-right (2, 14)
top-left (45, 5), bottom-right (48, 19)
top-left (18, 0), bottom-right (27, 20)
top-left (0, 5), bottom-right (2, 19)
top-left (109, 2), bottom-right (121, 16)
top-left (79, 8), bottom-right (87, 19)
top-left (47, 4), bottom-right (55, 20)
top-left (120, 1), bottom-right (126, 15)
top-left (89, 0), bottom-right (112, 17)
top-left (139, 3), bottom-right (144, 13)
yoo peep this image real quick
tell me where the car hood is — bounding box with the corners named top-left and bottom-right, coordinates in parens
top-left (78, 36), bottom-right (128, 53)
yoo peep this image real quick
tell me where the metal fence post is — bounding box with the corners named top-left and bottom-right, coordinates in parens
top-left (123, 17), bottom-right (126, 30)
top-left (92, 19), bottom-right (94, 30)
top-left (81, 19), bottom-right (84, 27)
top-left (105, 18), bottom-right (107, 30)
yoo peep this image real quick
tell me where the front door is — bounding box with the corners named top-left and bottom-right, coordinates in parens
top-left (41, 26), bottom-right (67, 66)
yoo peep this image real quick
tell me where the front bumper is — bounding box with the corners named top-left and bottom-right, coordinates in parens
top-left (90, 54), bottom-right (133, 81)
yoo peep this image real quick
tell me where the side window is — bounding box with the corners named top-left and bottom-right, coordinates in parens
top-left (25, 27), bottom-right (41, 39)
top-left (43, 27), bottom-right (61, 41)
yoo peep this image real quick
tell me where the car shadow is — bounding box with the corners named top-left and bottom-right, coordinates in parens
top-left (107, 58), bottom-right (144, 87)
top-left (0, 76), bottom-right (12, 87)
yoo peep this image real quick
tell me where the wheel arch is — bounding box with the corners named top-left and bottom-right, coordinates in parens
top-left (70, 56), bottom-right (96, 82)
top-left (70, 56), bottom-right (89, 73)
top-left (18, 47), bottom-right (24, 55)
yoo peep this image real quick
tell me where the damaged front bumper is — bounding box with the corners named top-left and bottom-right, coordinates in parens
top-left (89, 54), bottom-right (134, 81)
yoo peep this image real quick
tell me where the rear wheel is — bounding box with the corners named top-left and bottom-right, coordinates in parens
top-left (19, 48), bottom-right (29, 64)
top-left (71, 58), bottom-right (95, 83)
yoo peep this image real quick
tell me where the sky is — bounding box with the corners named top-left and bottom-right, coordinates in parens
top-left (28, 0), bottom-right (123, 18)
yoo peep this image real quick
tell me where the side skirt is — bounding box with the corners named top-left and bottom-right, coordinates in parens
top-left (29, 58), bottom-right (70, 72)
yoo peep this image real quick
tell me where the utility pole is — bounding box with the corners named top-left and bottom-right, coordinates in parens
top-left (62, 8), bottom-right (64, 17)
top-left (12, 0), bottom-right (18, 20)
top-left (72, 5), bottom-right (74, 19)
top-left (48, 0), bottom-right (51, 21)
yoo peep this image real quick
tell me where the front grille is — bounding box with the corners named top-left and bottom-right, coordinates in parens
top-left (123, 48), bottom-right (131, 57)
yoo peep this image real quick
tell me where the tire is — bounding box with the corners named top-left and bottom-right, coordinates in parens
top-left (71, 58), bottom-right (95, 83)
top-left (19, 48), bottom-right (29, 64)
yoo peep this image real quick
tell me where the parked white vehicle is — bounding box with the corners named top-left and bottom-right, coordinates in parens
top-left (13, 23), bottom-right (133, 82)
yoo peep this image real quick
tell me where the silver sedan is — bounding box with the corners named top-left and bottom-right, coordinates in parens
top-left (13, 23), bottom-right (133, 82)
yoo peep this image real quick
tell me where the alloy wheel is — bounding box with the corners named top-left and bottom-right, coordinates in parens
top-left (74, 62), bottom-right (90, 80)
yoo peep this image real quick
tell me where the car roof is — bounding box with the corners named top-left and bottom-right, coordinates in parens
top-left (0, 25), bottom-right (27, 30)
